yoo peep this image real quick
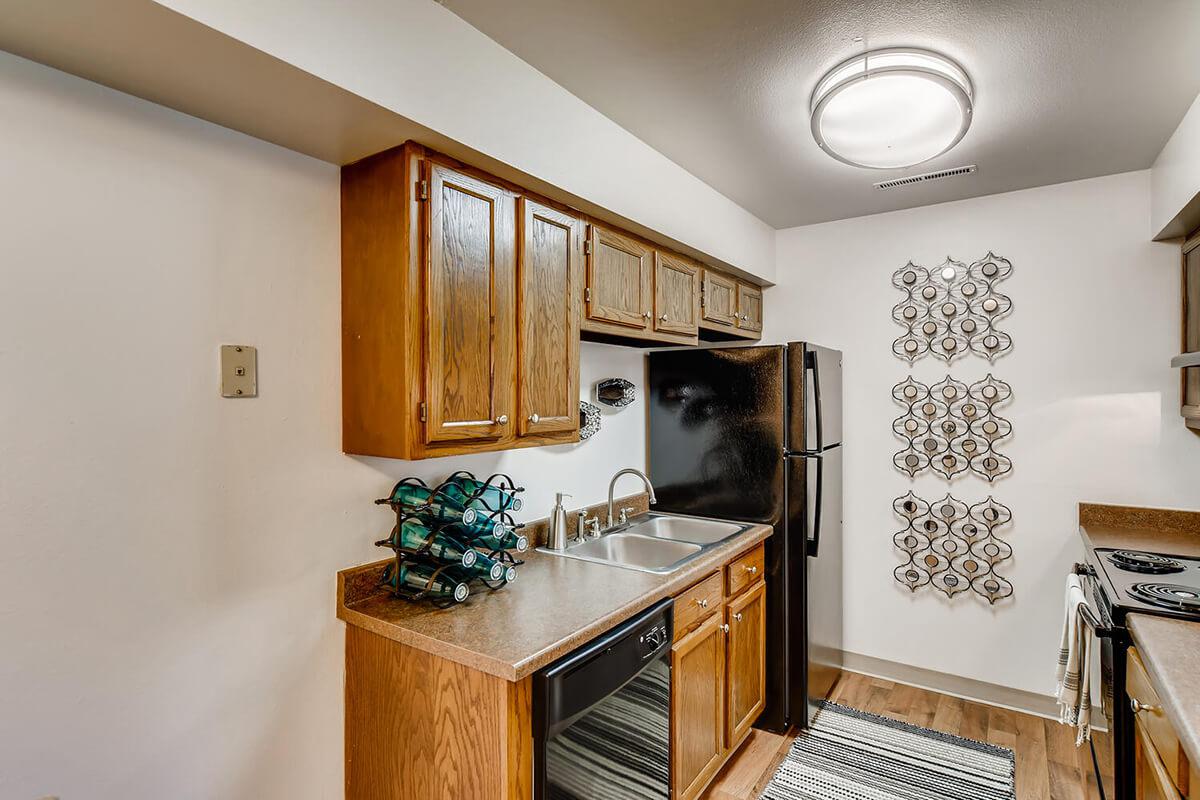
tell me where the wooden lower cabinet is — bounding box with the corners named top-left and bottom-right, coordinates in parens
top-left (1129, 647), bottom-right (1198, 800)
top-left (671, 615), bottom-right (728, 800)
top-left (670, 543), bottom-right (768, 800)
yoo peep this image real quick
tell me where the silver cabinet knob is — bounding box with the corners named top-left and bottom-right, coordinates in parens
top-left (720, 623), bottom-right (730, 634)
top-left (528, 413), bottom-right (540, 424)
top-left (744, 565), bottom-right (758, 575)
top-left (495, 414), bottom-right (509, 425)
top-left (734, 612), bottom-right (743, 622)
top-left (659, 314), bottom-right (668, 321)
top-left (1130, 697), bottom-right (1160, 714)
top-left (696, 598), bottom-right (708, 609)
top-left (643, 311), bottom-right (651, 320)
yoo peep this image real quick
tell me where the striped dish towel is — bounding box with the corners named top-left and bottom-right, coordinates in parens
top-left (1055, 573), bottom-right (1092, 744)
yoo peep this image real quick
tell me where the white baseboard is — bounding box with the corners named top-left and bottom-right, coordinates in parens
top-left (838, 651), bottom-right (1108, 732)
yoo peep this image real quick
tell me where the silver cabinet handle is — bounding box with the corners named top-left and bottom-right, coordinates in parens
top-left (720, 623), bottom-right (730, 634)
top-left (528, 413), bottom-right (540, 424)
top-left (734, 612), bottom-right (743, 622)
top-left (696, 598), bottom-right (708, 609)
top-left (495, 414), bottom-right (509, 425)
top-left (1130, 697), bottom-right (1160, 714)
top-left (643, 311), bottom-right (651, 320)
top-left (744, 565), bottom-right (758, 575)
top-left (659, 314), bottom-right (668, 321)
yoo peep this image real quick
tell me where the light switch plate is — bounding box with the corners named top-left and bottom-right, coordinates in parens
top-left (220, 345), bottom-right (257, 397)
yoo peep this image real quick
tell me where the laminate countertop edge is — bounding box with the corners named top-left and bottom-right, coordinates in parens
top-left (336, 523), bottom-right (773, 682)
top-left (1127, 613), bottom-right (1200, 770)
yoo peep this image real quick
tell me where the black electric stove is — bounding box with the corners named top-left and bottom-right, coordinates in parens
top-left (1079, 547), bottom-right (1200, 800)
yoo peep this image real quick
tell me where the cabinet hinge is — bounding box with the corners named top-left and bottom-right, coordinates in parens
top-left (585, 287), bottom-right (592, 303)
top-left (419, 402), bottom-right (427, 423)
top-left (700, 287), bottom-right (706, 308)
top-left (584, 240), bottom-right (593, 256)
top-left (416, 179), bottom-right (429, 201)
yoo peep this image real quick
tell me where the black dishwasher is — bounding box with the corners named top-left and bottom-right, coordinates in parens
top-left (533, 597), bottom-right (673, 800)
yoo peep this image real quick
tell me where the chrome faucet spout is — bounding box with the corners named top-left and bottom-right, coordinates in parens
top-left (606, 468), bottom-right (657, 530)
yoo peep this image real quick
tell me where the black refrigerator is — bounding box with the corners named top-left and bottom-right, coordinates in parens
top-left (647, 342), bottom-right (843, 733)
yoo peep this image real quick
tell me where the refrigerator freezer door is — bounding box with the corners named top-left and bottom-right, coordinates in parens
top-left (786, 343), bottom-right (843, 453)
top-left (787, 447), bottom-right (843, 727)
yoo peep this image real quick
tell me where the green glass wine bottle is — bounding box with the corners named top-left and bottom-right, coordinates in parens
top-left (460, 551), bottom-right (506, 582)
top-left (457, 517), bottom-right (529, 553)
top-left (383, 482), bottom-right (478, 525)
top-left (385, 561), bottom-right (470, 603)
top-left (441, 475), bottom-right (523, 513)
top-left (394, 520), bottom-right (479, 569)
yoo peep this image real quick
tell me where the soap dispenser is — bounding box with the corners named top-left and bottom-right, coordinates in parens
top-left (547, 493), bottom-right (571, 551)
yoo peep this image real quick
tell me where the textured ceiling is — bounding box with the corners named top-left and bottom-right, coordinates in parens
top-left (443, 0), bottom-right (1200, 229)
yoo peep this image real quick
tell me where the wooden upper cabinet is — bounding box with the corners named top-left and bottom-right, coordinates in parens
top-left (518, 199), bottom-right (582, 437)
top-left (671, 614), bottom-right (727, 800)
top-left (423, 161), bottom-right (516, 444)
top-left (586, 224), bottom-right (652, 329)
top-left (701, 270), bottom-right (739, 328)
top-left (725, 580), bottom-right (767, 746)
top-left (654, 251), bottom-right (701, 336)
top-left (736, 283), bottom-right (764, 334)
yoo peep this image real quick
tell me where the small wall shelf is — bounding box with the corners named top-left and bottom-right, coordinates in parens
top-left (1170, 352), bottom-right (1200, 369)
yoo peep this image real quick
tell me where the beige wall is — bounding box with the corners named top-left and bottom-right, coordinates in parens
top-left (768, 170), bottom-right (1191, 699)
top-left (0, 51), bottom-right (647, 799)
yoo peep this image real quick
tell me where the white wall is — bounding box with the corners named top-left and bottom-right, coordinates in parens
top-left (0, 52), bottom-right (647, 800)
top-left (149, 0), bottom-right (777, 283)
top-left (768, 170), bottom-right (1194, 697)
top-left (1152, 90), bottom-right (1200, 239)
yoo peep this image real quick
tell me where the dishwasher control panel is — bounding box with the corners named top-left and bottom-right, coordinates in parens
top-left (639, 623), bottom-right (669, 657)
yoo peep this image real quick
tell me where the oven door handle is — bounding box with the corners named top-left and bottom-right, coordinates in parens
top-left (1073, 563), bottom-right (1114, 639)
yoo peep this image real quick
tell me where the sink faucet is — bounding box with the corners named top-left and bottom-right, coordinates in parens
top-left (606, 468), bottom-right (657, 530)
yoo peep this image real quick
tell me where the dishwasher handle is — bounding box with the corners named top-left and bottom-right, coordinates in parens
top-left (535, 597), bottom-right (673, 739)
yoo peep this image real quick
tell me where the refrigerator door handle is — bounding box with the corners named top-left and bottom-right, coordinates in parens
top-left (808, 454), bottom-right (823, 557)
top-left (807, 349), bottom-right (824, 453)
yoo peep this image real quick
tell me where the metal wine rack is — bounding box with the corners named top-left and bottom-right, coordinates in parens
top-left (892, 374), bottom-right (1013, 482)
top-left (375, 470), bottom-right (526, 606)
top-left (893, 491), bottom-right (1014, 604)
top-left (891, 252), bottom-right (1013, 363)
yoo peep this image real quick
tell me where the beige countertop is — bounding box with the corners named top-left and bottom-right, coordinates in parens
top-left (336, 521), bottom-right (772, 682)
top-left (1127, 614), bottom-right (1200, 769)
top-left (1079, 502), bottom-right (1200, 559)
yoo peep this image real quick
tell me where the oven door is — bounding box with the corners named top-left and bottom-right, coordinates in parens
top-left (1078, 564), bottom-right (1121, 800)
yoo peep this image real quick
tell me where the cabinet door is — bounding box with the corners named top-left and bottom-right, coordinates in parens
top-left (517, 199), bottom-right (582, 437)
top-left (424, 161), bottom-right (516, 443)
top-left (654, 251), bottom-right (700, 336)
top-left (702, 270), bottom-right (738, 328)
top-left (736, 283), bottom-right (763, 334)
top-left (586, 225), bottom-right (652, 329)
top-left (671, 614), bottom-right (726, 800)
top-left (725, 581), bottom-right (767, 746)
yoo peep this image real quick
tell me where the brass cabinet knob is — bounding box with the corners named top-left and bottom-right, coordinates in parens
top-left (734, 612), bottom-right (743, 622)
top-left (496, 414), bottom-right (509, 425)
top-left (529, 413), bottom-right (540, 424)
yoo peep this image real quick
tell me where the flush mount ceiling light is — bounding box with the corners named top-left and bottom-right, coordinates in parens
top-left (810, 47), bottom-right (973, 170)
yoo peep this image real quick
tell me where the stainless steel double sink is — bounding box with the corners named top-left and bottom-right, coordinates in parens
top-left (538, 512), bottom-right (753, 574)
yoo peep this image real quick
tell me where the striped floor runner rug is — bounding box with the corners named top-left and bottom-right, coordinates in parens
top-left (762, 701), bottom-right (1015, 800)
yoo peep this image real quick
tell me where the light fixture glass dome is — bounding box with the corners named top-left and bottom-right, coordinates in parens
top-left (810, 47), bottom-right (973, 170)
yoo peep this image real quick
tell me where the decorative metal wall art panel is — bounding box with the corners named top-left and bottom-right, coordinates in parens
top-left (892, 374), bottom-right (1013, 481)
top-left (892, 252), bottom-right (1013, 364)
top-left (596, 377), bottom-right (636, 408)
top-left (578, 401), bottom-right (601, 440)
top-left (893, 491), bottom-right (1013, 604)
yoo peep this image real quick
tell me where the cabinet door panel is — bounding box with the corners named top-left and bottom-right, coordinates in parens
top-left (587, 225), bottom-right (651, 329)
top-left (654, 251), bottom-right (700, 336)
top-left (671, 615), bottom-right (726, 800)
top-left (736, 283), bottom-right (763, 334)
top-left (424, 162), bottom-right (515, 443)
top-left (518, 199), bottom-right (582, 437)
top-left (702, 270), bottom-right (738, 327)
top-left (726, 581), bottom-right (767, 745)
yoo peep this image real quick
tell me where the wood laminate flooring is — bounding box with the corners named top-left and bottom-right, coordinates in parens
top-left (701, 671), bottom-right (1113, 800)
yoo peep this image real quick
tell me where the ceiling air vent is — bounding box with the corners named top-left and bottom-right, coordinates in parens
top-left (875, 165), bottom-right (977, 190)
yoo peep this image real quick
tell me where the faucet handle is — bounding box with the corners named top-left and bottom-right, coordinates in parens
top-left (618, 506), bottom-right (638, 524)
